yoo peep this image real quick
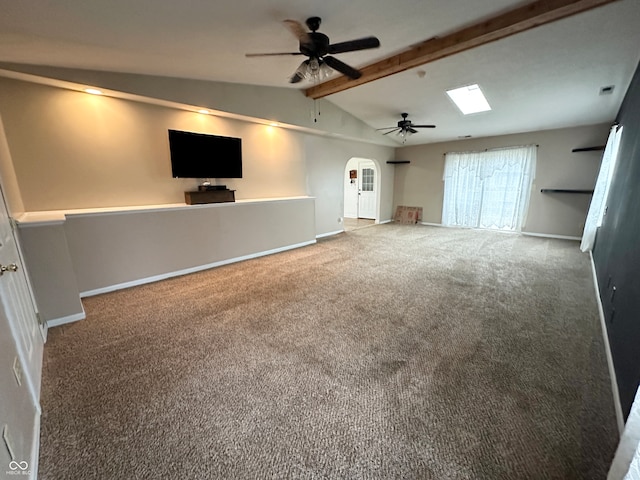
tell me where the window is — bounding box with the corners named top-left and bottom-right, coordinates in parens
top-left (442, 145), bottom-right (536, 231)
top-left (361, 167), bottom-right (374, 192)
top-left (446, 84), bottom-right (492, 115)
top-left (580, 125), bottom-right (623, 252)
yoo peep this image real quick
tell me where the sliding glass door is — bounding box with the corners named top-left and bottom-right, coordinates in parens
top-left (442, 145), bottom-right (536, 231)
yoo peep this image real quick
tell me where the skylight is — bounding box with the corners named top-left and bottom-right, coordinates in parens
top-left (446, 84), bottom-right (491, 115)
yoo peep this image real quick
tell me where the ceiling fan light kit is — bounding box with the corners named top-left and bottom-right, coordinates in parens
top-left (245, 16), bottom-right (380, 84)
top-left (291, 58), bottom-right (333, 84)
top-left (376, 113), bottom-right (436, 142)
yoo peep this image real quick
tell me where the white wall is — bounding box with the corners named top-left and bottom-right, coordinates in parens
top-left (65, 199), bottom-right (316, 294)
top-left (17, 223), bottom-right (84, 322)
top-left (17, 198), bottom-right (316, 323)
top-left (393, 124), bottom-right (610, 237)
top-left (304, 135), bottom-right (395, 234)
top-left (0, 63), bottom-right (397, 147)
top-left (0, 115), bottom-right (24, 215)
top-left (0, 77), bottom-right (307, 210)
top-left (0, 77), bottom-right (395, 237)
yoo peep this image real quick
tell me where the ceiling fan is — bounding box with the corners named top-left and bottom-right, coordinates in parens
top-left (376, 113), bottom-right (436, 140)
top-left (245, 17), bottom-right (380, 84)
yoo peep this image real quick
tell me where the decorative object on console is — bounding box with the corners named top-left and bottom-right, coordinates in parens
top-left (198, 185), bottom-right (228, 191)
top-left (185, 189), bottom-right (235, 205)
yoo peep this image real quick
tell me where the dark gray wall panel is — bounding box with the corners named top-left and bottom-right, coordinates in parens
top-left (593, 60), bottom-right (640, 420)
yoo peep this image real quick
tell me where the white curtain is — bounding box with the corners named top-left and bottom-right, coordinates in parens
top-left (581, 125), bottom-right (624, 252)
top-left (442, 145), bottom-right (536, 231)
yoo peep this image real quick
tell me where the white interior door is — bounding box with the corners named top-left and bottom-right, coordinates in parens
top-left (0, 184), bottom-right (43, 406)
top-left (0, 114), bottom-right (43, 477)
top-left (0, 298), bottom-right (39, 477)
top-left (0, 176), bottom-right (43, 476)
top-left (0, 114), bottom-right (43, 410)
top-left (358, 161), bottom-right (376, 219)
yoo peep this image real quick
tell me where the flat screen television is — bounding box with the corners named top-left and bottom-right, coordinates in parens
top-left (168, 129), bottom-right (242, 179)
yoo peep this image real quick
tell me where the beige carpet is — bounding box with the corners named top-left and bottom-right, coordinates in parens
top-left (39, 224), bottom-right (618, 479)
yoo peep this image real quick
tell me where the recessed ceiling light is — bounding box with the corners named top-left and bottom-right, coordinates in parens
top-left (84, 88), bottom-right (102, 95)
top-left (446, 84), bottom-right (491, 115)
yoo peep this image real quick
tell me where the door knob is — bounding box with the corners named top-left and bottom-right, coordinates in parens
top-left (0, 263), bottom-right (19, 276)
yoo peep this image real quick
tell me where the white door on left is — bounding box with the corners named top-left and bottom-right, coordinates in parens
top-left (358, 161), bottom-right (376, 219)
top-left (0, 114), bottom-right (43, 478)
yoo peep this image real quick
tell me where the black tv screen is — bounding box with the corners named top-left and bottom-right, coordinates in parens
top-left (168, 130), bottom-right (242, 179)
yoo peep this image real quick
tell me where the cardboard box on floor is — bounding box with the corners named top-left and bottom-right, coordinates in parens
top-left (394, 206), bottom-right (422, 224)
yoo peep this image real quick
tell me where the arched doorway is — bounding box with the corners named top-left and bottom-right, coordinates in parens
top-left (343, 157), bottom-right (379, 225)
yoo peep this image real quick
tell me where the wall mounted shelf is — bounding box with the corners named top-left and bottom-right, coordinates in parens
top-left (386, 160), bottom-right (410, 164)
top-left (571, 146), bottom-right (605, 152)
top-left (540, 189), bottom-right (594, 194)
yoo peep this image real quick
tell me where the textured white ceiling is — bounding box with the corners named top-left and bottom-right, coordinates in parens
top-left (1, 0), bottom-right (639, 145)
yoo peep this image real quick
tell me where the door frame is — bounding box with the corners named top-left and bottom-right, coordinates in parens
top-left (343, 157), bottom-right (380, 223)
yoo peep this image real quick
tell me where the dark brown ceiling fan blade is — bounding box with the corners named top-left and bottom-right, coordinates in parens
top-left (328, 36), bottom-right (380, 54)
top-left (249, 17), bottom-right (379, 85)
top-left (411, 124), bottom-right (437, 128)
top-left (283, 19), bottom-right (309, 42)
top-left (383, 128), bottom-right (400, 135)
top-left (245, 52), bottom-right (303, 57)
top-left (376, 127), bottom-right (397, 131)
top-left (408, 128), bottom-right (418, 134)
top-left (323, 56), bottom-right (361, 80)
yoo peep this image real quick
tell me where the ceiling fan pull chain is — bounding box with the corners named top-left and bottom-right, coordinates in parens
top-left (313, 98), bottom-right (321, 123)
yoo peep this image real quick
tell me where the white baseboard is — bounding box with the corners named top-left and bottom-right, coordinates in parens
top-left (590, 251), bottom-right (625, 435)
top-left (80, 240), bottom-right (317, 298)
top-left (522, 231), bottom-right (581, 241)
top-left (379, 219), bottom-right (392, 225)
top-left (46, 310), bottom-right (86, 328)
top-left (417, 224), bottom-right (581, 240)
top-left (317, 230), bottom-right (343, 239)
top-left (417, 224), bottom-right (580, 240)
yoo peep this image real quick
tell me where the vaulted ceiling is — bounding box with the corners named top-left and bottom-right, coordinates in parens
top-left (1, 0), bottom-right (639, 145)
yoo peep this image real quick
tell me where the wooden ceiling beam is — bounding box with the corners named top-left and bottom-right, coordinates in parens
top-left (304, 0), bottom-right (621, 99)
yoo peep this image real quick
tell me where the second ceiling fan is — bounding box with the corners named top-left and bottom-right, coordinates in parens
top-left (245, 17), bottom-right (380, 84)
top-left (377, 113), bottom-right (436, 139)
